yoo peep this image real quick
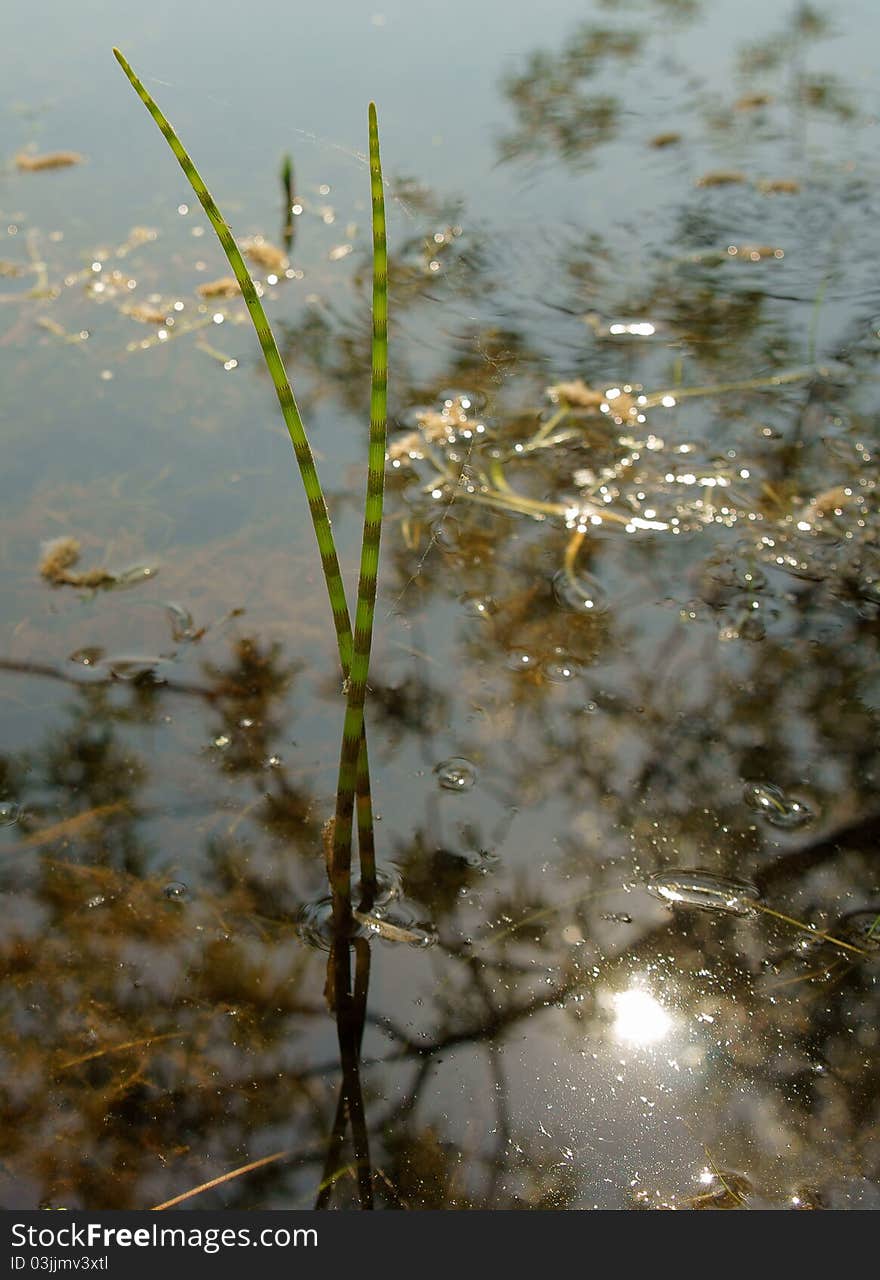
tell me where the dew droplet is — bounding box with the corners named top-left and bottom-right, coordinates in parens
top-left (0, 801), bottom-right (20, 827)
top-left (552, 568), bottom-right (607, 614)
top-left (742, 781), bottom-right (814, 829)
top-left (163, 881), bottom-right (188, 902)
top-left (434, 757), bottom-right (477, 791)
top-left (647, 869), bottom-right (760, 916)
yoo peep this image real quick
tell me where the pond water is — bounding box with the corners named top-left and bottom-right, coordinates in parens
top-left (2, 0), bottom-right (879, 1210)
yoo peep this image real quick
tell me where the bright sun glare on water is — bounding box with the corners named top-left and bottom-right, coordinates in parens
top-left (612, 989), bottom-right (672, 1046)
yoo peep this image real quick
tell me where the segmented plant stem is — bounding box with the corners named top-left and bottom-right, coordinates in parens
top-left (113, 49), bottom-right (375, 871)
top-left (330, 103), bottom-right (386, 915)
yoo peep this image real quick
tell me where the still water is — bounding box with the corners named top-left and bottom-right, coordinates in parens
top-left (1, 0), bottom-right (879, 1209)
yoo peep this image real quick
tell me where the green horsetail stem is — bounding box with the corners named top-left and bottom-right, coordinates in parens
top-left (112, 49), bottom-right (376, 877)
top-left (330, 103), bottom-right (386, 920)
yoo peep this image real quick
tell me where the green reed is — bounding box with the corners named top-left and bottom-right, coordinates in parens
top-left (113, 49), bottom-right (383, 895)
top-left (330, 104), bottom-right (386, 921)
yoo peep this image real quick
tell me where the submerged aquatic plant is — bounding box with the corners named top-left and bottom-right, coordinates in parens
top-left (113, 50), bottom-right (386, 905)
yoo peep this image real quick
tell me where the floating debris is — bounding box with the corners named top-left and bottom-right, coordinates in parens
top-left (726, 244), bottom-right (785, 261)
top-left (197, 277), bottom-right (241, 299)
top-left (647, 869), bottom-right (760, 916)
top-left (686, 1171), bottom-right (753, 1209)
top-left (434, 757), bottom-right (478, 791)
top-left (241, 237), bottom-right (288, 273)
top-left (546, 379), bottom-right (606, 409)
top-left (387, 431), bottom-right (425, 467)
top-left (696, 170), bottom-right (748, 187)
top-left (649, 131), bottom-right (682, 148)
top-left (15, 151), bottom-right (83, 172)
top-left (123, 302), bottom-right (168, 324)
top-left (351, 909), bottom-right (437, 947)
top-left (742, 780), bottom-right (814, 829)
top-left (757, 178), bottom-right (801, 194)
top-left (38, 537), bottom-right (115, 588)
top-left (834, 910), bottom-right (880, 953)
top-left (15, 803), bottom-right (128, 851)
top-left (734, 92), bottom-right (773, 110)
top-left (38, 537), bottom-right (156, 590)
top-left (789, 1187), bottom-right (826, 1210)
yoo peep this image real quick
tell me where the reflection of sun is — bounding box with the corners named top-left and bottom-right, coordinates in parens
top-left (612, 988), bottom-right (672, 1045)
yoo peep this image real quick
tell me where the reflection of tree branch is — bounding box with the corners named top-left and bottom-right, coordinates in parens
top-left (0, 657), bottom-right (217, 702)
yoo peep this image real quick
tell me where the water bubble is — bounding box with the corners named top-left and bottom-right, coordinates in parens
top-left (647, 869), bottom-right (761, 916)
top-left (0, 801), bottom-right (20, 827)
top-left (506, 648), bottom-right (536, 672)
top-left (460, 592), bottom-right (496, 619)
top-left (85, 894), bottom-right (106, 909)
top-left (434, 757), bottom-right (477, 791)
top-left (212, 734), bottom-right (231, 750)
top-left (542, 652), bottom-right (580, 684)
top-left (743, 781), bottom-right (814, 829)
top-left (295, 867), bottom-right (422, 952)
top-left (68, 646), bottom-right (105, 667)
top-left (552, 568), bottom-right (608, 614)
top-left (165, 602), bottom-right (200, 642)
top-left (265, 754), bottom-right (283, 769)
top-left (163, 881), bottom-right (188, 902)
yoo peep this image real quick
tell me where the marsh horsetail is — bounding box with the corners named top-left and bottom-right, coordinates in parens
top-left (113, 49), bottom-right (385, 896)
top-left (330, 103), bottom-right (386, 920)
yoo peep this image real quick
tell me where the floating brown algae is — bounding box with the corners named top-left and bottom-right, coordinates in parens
top-left (241, 237), bottom-right (288, 273)
top-left (647, 869), bottom-right (760, 916)
top-left (123, 302), bottom-right (169, 324)
top-left (197, 277), bottom-right (241, 299)
top-left (15, 151), bottom-right (83, 172)
top-left (757, 178), bottom-right (801, 194)
top-left (546, 379), bottom-right (607, 409)
top-left (38, 536), bottom-right (154, 590)
top-left (696, 170), bottom-right (748, 187)
top-left (648, 131), bottom-right (682, 148)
